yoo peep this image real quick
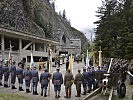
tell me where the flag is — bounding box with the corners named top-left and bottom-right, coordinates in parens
top-left (8, 41), bottom-right (12, 66)
top-left (30, 50), bottom-right (34, 69)
top-left (86, 49), bottom-right (90, 68)
top-left (69, 54), bottom-right (73, 73)
top-left (49, 49), bottom-right (52, 74)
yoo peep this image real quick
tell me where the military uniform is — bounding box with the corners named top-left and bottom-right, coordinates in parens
top-left (0, 61), bottom-right (3, 86)
top-left (10, 62), bottom-right (17, 89)
top-left (82, 68), bottom-right (88, 95)
top-left (74, 70), bottom-right (83, 97)
top-left (23, 66), bottom-right (32, 93)
top-left (87, 68), bottom-right (93, 93)
top-left (52, 68), bottom-right (63, 98)
top-left (3, 63), bottom-right (9, 87)
top-left (31, 66), bottom-right (39, 95)
top-left (16, 64), bottom-right (24, 91)
top-left (90, 67), bottom-right (96, 91)
top-left (64, 69), bottom-right (74, 98)
top-left (40, 69), bottom-right (51, 97)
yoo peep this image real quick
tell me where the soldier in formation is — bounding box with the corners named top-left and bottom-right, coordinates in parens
top-left (16, 63), bottom-right (24, 91)
top-left (23, 66), bottom-right (32, 93)
top-left (3, 60), bottom-right (9, 87)
top-left (40, 68), bottom-right (51, 97)
top-left (52, 67), bottom-right (63, 98)
top-left (10, 61), bottom-right (17, 89)
top-left (64, 69), bottom-right (74, 98)
top-left (74, 69), bottom-right (83, 97)
top-left (31, 66), bottom-right (39, 95)
top-left (82, 67), bottom-right (88, 95)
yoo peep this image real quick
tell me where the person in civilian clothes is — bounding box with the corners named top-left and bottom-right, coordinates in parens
top-left (3, 60), bottom-right (9, 87)
top-left (23, 66), bottom-right (32, 93)
top-left (52, 67), bottom-right (63, 98)
top-left (0, 60), bottom-right (3, 86)
top-left (31, 66), bottom-right (39, 95)
top-left (16, 63), bottom-right (24, 91)
top-left (82, 67), bottom-right (88, 95)
top-left (10, 61), bottom-right (17, 89)
top-left (40, 68), bottom-right (51, 97)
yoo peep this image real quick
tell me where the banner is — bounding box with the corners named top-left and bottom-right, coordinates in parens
top-left (69, 54), bottom-right (73, 73)
top-left (30, 50), bottom-right (34, 69)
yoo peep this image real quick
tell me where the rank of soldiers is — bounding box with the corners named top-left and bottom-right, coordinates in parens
top-left (1, 59), bottom-right (128, 98)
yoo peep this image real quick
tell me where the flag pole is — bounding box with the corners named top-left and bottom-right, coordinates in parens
top-left (30, 45), bottom-right (34, 91)
top-left (98, 46), bottom-right (102, 67)
top-left (8, 41), bottom-right (12, 87)
top-left (48, 45), bottom-right (52, 96)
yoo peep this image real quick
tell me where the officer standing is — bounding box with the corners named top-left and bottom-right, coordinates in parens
top-left (3, 60), bottom-right (9, 87)
top-left (40, 68), bottom-right (51, 97)
top-left (52, 67), bottom-right (63, 98)
top-left (16, 63), bottom-right (24, 91)
top-left (31, 66), bottom-right (39, 95)
top-left (64, 69), bottom-right (74, 98)
top-left (0, 61), bottom-right (3, 86)
top-left (23, 66), bottom-right (32, 93)
top-left (74, 69), bottom-right (83, 97)
top-left (91, 67), bottom-right (96, 91)
top-left (87, 67), bottom-right (92, 93)
top-left (82, 67), bottom-right (88, 95)
top-left (10, 61), bottom-right (17, 89)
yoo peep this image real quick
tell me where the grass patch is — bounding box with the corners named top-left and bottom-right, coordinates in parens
top-left (0, 93), bottom-right (27, 100)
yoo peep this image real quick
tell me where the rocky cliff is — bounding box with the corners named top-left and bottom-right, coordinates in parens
top-left (0, 0), bottom-right (88, 52)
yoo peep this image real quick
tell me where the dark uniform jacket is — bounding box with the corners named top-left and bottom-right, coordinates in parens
top-left (52, 71), bottom-right (63, 85)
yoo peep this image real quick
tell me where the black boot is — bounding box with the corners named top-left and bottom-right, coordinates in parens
top-left (27, 89), bottom-right (31, 93)
top-left (35, 91), bottom-right (38, 95)
top-left (19, 87), bottom-right (24, 91)
top-left (0, 83), bottom-right (2, 86)
top-left (41, 89), bottom-right (43, 96)
top-left (33, 90), bottom-right (35, 95)
top-left (12, 86), bottom-right (17, 89)
top-left (44, 93), bottom-right (47, 97)
top-left (4, 84), bottom-right (6, 87)
top-left (4, 84), bottom-right (8, 88)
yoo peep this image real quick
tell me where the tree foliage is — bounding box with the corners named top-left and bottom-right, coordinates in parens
top-left (94, 0), bottom-right (133, 60)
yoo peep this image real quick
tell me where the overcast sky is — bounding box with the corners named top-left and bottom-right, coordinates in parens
top-left (55, 0), bottom-right (102, 33)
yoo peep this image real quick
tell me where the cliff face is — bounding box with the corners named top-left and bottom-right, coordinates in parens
top-left (0, 0), bottom-right (88, 52)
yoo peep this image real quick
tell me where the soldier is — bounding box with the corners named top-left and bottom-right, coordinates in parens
top-left (52, 67), bottom-right (63, 98)
top-left (74, 69), bottom-right (83, 97)
top-left (82, 67), bottom-right (88, 95)
top-left (87, 67), bottom-right (93, 93)
top-left (0, 61), bottom-right (3, 86)
top-left (10, 61), bottom-right (17, 89)
top-left (91, 66), bottom-right (96, 91)
top-left (16, 63), bottom-right (24, 91)
top-left (31, 66), bottom-right (39, 95)
top-left (40, 68), bottom-right (51, 97)
top-left (23, 66), bottom-right (32, 93)
top-left (2, 60), bottom-right (9, 87)
top-left (64, 69), bottom-right (74, 98)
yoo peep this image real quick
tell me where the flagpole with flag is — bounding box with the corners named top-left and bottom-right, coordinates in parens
top-left (86, 49), bottom-right (90, 69)
top-left (30, 46), bottom-right (34, 70)
top-left (69, 54), bottom-right (73, 73)
top-left (8, 41), bottom-right (12, 87)
top-left (48, 45), bottom-right (53, 96)
top-left (30, 46), bottom-right (34, 91)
